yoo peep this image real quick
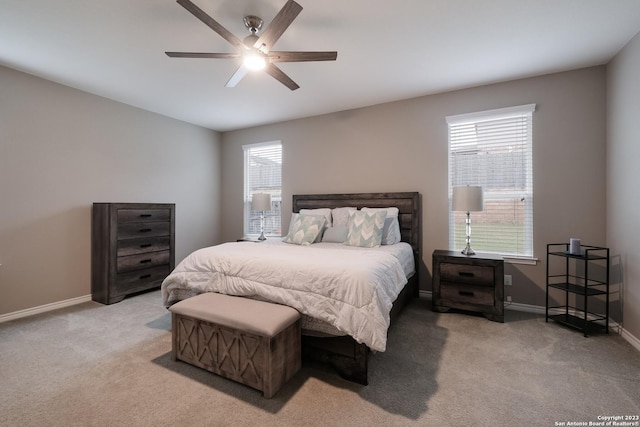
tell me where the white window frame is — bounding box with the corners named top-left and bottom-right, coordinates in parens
top-left (447, 104), bottom-right (536, 262)
top-left (243, 141), bottom-right (282, 238)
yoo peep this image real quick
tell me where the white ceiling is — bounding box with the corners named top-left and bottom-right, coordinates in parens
top-left (2, 1), bottom-right (640, 132)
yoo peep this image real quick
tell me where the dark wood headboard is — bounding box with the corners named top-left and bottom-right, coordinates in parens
top-left (292, 192), bottom-right (421, 254)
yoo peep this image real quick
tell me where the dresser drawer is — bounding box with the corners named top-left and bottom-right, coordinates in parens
top-left (440, 282), bottom-right (494, 307)
top-left (116, 265), bottom-right (171, 294)
top-left (440, 262), bottom-right (494, 286)
top-left (117, 250), bottom-right (171, 273)
top-left (117, 208), bottom-right (172, 223)
top-left (117, 221), bottom-right (171, 239)
top-left (117, 236), bottom-right (171, 257)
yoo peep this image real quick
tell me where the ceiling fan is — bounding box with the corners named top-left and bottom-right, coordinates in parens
top-left (165, 0), bottom-right (338, 90)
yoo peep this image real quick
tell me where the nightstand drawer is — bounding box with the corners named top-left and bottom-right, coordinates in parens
top-left (117, 250), bottom-right (171, 273)
top-left (117, 208), bottom-right (172, 223)
top-left (440, 283), bottom-right (494, 307)
top-left (440, 263), bottom-right (494, 286)
top-left (117, 221), bottom-right (171, 239)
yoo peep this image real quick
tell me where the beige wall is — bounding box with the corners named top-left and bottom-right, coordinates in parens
top-left (0, 65), bottom-right (222, 315)
top-left (607, 31), bottom-right (640, 340)
top-left (1, 61), bottom-right (622, 332)
top-left (221, 67), bottom-right (608, 312)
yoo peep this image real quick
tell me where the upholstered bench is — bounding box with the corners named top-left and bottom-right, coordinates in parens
top-left (169, 292), bottom-right (301, 398)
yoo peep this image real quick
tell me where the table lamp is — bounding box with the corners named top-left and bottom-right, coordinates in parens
top-left (251, 193), bottom-right (272, 241)
top-left (452, 186), bottom-right (484, 255)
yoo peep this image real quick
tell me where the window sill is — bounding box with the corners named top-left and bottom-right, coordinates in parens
top-left (502, 256), bottom-right (538, 266)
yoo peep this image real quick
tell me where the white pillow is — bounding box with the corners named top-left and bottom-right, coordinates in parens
top-left (331, 207), bottom-right (357, 227)
top-left (345, 210), bottom-right (387, 248)
top-left (282, 214), bottom-right (326, 246)
top-left (300, 208), bottom-right (332, 242)
top-left (362, 207), bottom-right (401, 245)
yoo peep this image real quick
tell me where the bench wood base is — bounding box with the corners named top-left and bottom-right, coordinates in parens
top-left (171, 307), bottom-right (300, 398)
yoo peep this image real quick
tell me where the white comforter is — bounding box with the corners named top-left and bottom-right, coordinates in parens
top-left (161, 240), bottom-right (411, 352)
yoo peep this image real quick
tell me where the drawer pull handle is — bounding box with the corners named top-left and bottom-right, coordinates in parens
top-left (139, 274), bottom-right (151, 280)
top-left (140, 214), bottom-right (152, 218)
top-left (140, 243), bottom-right (152, 248)
top-left (139, 228), bottom-right (152, 233)
top-left (458, 272), bottom-right (475, 278)
top-left (140, 259), bottom-right (152, 264)
top-left (459, 291), bottom-right (475, 297)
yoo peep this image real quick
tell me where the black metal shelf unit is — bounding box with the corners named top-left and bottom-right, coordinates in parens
top-left (545, 243), bottom-right (610, 337)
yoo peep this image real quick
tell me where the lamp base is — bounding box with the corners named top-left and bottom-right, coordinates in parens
top-left (258, 210), bottom-right (266, 240)
top-left (461, 243), bottom-right (475, 256)
top-left (461, 211), bottom-right (475, 255)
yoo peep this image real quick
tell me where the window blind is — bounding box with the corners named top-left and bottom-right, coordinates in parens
top-left (447, 104), bottom-right (535, 257)
top-left (243, 141), bottom-right (282, 237)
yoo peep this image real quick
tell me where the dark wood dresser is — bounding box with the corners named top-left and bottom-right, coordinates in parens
top-left (432, 250), bottom-right (504, 322)
top-left (92, 203), bottom-right (175, 304)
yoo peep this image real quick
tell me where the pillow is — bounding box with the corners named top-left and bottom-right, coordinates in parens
top-left (362, 207), bottom-right (401, 245)
top-left (282, 214), bottom-right (326, 246)
top-left (284, 212), bottom-right (300, 237)
top-left (300, 208), bottom-right (332, 242)
top-left (345, 210), bottom-right (387, 248)
top-left (299, 208), bottom-right (332, 227)
top-left (321, 225), bottom-right (349, 243)
top-left (331, 207), bottom-right (357, 227)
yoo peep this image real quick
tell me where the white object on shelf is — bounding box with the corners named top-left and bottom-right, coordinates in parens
top-left (569, 238), bottom-right (581, 255)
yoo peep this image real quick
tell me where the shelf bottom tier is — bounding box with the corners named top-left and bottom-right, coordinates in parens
top-left (547, 313), bottom-right (608, 335)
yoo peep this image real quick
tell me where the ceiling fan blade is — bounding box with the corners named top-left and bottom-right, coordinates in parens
top-left (165, 52), bottom-right (241, 59)
top-left (225, 65), bottom-right (249, 88)
top-left (176, 0), bottom-right (244, 50)
top-left (264, 63), bottom-right (299, 91)
top-left (254, 0), bottom-right (303, 52)
top-left (268, 51), bottom-right (337, 62)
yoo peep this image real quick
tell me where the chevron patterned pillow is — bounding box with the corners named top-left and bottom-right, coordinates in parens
top-left (300, 208), bottom-right (331, 243)
top-left (282, 214), bottom-right (326, 246)
top-left (345, 210), bottom-right (387, 248)
top-left (362, 207), bottom-right (401, 245)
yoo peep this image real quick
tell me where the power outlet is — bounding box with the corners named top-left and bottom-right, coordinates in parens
top-left (504, 274), bottom-right (513, 286)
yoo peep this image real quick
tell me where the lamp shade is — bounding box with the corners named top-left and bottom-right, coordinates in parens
top-left (251, 193), bottom-right (272, 211)
top-left (452, 186), bottom-right (483, 212)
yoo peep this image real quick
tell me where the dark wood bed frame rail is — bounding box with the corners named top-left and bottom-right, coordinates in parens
top-left (292, 192), bottom-right (421, 385)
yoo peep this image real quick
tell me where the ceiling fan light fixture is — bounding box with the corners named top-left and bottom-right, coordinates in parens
top-left (243, 50), bottom-right (266, 71)
top-left (241, 33), bottom-right (265, 71)
top-left (167, 0), bottom-right (336, 90)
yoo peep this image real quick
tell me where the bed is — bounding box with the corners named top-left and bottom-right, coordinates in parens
top-left (162, 192), bottom-right (421, 384)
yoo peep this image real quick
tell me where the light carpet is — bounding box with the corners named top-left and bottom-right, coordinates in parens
top-left (1, 290), bottom-right (638, 427)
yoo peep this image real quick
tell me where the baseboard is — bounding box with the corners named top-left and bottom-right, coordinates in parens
top-left (0, 294), bottom-right (92, 324)
top-left (4, 290), bottom-right (640, 354)
top-left (620, 327), bottom-right (640, 352)
top-left (418, 290), bottom-right (640, 352)
top-left (419, 290), bottom-right (432, 300)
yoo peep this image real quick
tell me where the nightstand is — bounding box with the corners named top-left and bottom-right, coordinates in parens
top-left (432, 250), bottom-right (504, 322)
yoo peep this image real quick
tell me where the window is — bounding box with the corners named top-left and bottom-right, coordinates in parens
top-left (243, 141), bottom-right (282, 237)
top-left (447, 104), bottom-right (535, 259)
